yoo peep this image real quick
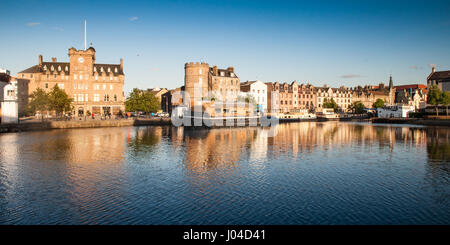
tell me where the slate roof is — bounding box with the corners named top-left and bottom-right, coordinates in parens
top-left (428, 71), bottom-right (450, 80)
top-left (18, 62), bottom-right (123, 75)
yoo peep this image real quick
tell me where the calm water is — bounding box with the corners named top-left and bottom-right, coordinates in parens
top-left (0, 122), bottom-right (449, 225)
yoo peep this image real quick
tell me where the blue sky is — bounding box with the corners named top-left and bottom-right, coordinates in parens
top-left (1, 0), bottom-right (450, 92)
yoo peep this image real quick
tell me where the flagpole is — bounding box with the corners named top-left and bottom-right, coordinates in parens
top-left (84, 20), bottom-right (87, 50)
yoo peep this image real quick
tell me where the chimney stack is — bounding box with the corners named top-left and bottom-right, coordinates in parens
top-left (227, 67), bottom-right (234, 73)
top-left (120, 58), bottom-right (123, 71)
top-left (39, 55), bottom-right (43, 66)
top-left (52, 57), bottom-right (57, 62)
top-left (432, 66), bottom-right (436, 73)
top-left (213, 65), bottom-right (218, 75)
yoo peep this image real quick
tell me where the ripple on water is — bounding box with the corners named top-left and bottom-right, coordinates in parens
top-left (0, 123), bottom-right (449, 224)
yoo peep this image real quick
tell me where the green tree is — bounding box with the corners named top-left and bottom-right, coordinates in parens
top-left (373, 98), bottom-right (385, 108)
top-left (350, 101), bottom-right (365, 114)
top-left (323, 98), bottom-right (339, 112)
top-left (442, 91), bottom-right (450, 116)
top-left (48, 85), bottom-right (73, 117)
top-left (26, 88), bottom-right (50, 121)
top-left (427, 85), bottom-right (442, 116)
top-left (125, 88), bottom-right (161, 114)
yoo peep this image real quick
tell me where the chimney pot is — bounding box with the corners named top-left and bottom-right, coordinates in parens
top-left (120, 58), bottom-right (123, 71)
top-left (432, 66), bottom-right (436, 73)
top-left (51, 57), bottom-right (57, 62)
top-left (39, 55), bottom-right (43, 65)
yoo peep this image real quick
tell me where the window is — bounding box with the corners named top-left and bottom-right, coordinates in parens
top-left (78, 94), bottom-right (84, 102)
top-left (110, 76), bottom-right (113, 81)
top-left (74, 75), bottom-right (77, 80)
top-left (78, 84), bottom-right (82, 89)
top-left (103, 84), bottom-right (106, 90)
top-left (104, 94), bottom-right (109, 102)
top-left (95, 75), bottom-right (98, 80)
top-left (114, 94), bottom-right (117, 101)
top-left (199, 69), bottom-right (202, 75)
top-left (110, 84), bottom-right (113, 90)
top-left (45, 83), bottom-right (48, 89)
top-left (21, 74), bottom-right (24, 78)
top-left (74, 84), bottom-right (77, 89)
top-left (30, 74), bottom-right (33, 78)
top-left (46, 74), bottom-right (49, 79)
top-left (85, 75), bottom-right (89, 80)
top-left (54, 74), bottom-right (56, 78)
top-left (73, 94), bottom-right (77, 102)
top-left (94, 94), bottom-right (100, 102)
top-left (85, 94), bottom-right (88, 102)
top-left (58, 83), bottom-right (64, 89)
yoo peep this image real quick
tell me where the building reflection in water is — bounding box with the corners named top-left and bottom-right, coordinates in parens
top-left (0, 122), bottom-right (449, 224)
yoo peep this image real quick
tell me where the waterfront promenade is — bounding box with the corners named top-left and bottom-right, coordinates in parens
top-left (0, 117), bottom-right (171, 133)
top-left (2, 116), bottom-right (450, 133)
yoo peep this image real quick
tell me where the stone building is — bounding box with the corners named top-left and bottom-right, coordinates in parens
top-left (351, 76), bottom-right (396, 108)
top-left (427, 67), bottom-right (450, 92)
top-left (184, 62), bottom-right (240, 109)
top-left (148, 87), bottom-right (168, 112)
top-left (315, 86), bottom-right (353, 112)
top-left (298, 83), bottom-right (316, 111)
top-left (265, 81), bottom-right (315, 115)
top-left (161, 86), bottom-right (184, 115)
top-left (17, 47), bottom-right (125, 117)
top-left (239, 80), bottom-right (268, 113)
top-left (394, 84), bottom-right (427, 111)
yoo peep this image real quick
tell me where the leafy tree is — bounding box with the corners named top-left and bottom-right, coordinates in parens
top-left (427, 85), bottom-right (442, 116)
top-left (48, 85), bottom-right (73, 117)
top-left (442, 91), bottom-right (450, 116)
top-left (125, 88), bottom-right (161, 114)
top-left (350, 101), bottom-right (365, 114)
top-left (26, 88), bottom-right (50, 120)
top-left (323, 98), bottom-right (339, 112)
top-left (373, 98), bottom-right (385, 108)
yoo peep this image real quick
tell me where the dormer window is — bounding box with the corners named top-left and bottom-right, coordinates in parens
top-left (101, 67), bottom-right (104, 72)
top-left (114, 67), bottom-right (118, 73)
top-left (58, 66), bottom-right (61, 71)
top-left (108, 67), bottom-right (111, 73)
top-left (220, 71), bottom-right (224, 76)
top-left (43, 65), bottom-right (47, 71)
top-left (94, 67), bottom-right (97, 72)
top-left (51, 65), bottom-right (54, 71)
top-left (65, 66), bottom-right (68, 71)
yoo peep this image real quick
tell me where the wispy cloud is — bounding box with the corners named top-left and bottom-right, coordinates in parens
top-left (339, 74), bottom-right (362, 79)
top-left (129, 16), bottom-right (139, 21)
top-left (409, 65), bottom-right (423, 70)
top-left (27, 22), bottom-right (40, 27)
top-left (53, 26), bottom-right (64, 31)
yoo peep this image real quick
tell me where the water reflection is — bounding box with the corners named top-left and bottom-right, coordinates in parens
top-left (0, 122), bottom-right (449, 224)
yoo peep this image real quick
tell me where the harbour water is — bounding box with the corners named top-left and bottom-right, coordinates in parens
top-left (0, 122), bottom-right (449, 224)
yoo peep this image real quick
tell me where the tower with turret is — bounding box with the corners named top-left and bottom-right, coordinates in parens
top-left (184, 62), bottom-right (210, 106)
